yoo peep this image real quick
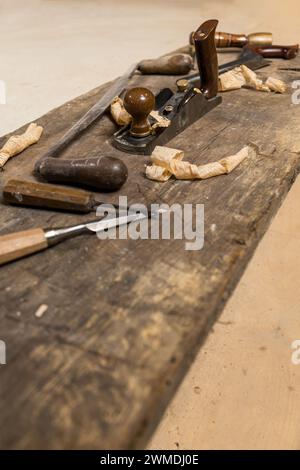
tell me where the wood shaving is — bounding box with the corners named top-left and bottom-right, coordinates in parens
top-left (218, 65), bottom-right (287, 94)
top-left (218, 67), bottom-right (246, 91)
top-left (219, 146), bottom-right (256, 172)
top-left (146, 145), bottom-right (257, 181)
top-left (146, 146), bottom-right (183, 181)
top-left (146, 165), bottom-right (172, 182)
top-left (151, 145), bottom-right (184, 168)
top-left (0, 123), bottom-right (43, 170)
top-left (150, 111), bottom-right (171, 131)
top-left (265, 76), bottom-right (287, 94)
top-left (241, 65), bottom-right (270, 92)
top-left (110, 96), bottom-right (132, 126)
top-left (34, 304), bottom-right (48, 319)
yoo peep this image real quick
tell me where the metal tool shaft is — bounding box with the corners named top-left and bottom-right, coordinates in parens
top-left (45, 224), bottom-right (89, 246)
top-left (35, 63), bottom-right (137, 169)
top-left (181, 50), bottom-right (269, 86)
top-left (44, 212), bottom-right (149, 246)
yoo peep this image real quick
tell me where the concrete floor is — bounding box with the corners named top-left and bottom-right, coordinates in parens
top-left (1, 0), bottom-right (300, 449)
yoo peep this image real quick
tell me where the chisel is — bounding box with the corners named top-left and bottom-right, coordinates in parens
top-left (0, 209), bottom-right (166, 266)
top-left (3, 179), bottom-right (118, 213)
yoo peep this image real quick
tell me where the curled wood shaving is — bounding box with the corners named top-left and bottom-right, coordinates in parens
top-left (146, 146), bottom-right (183, 181)
top-left (151, 145), bottom-right (184, 168)
top-left (146, 165), bottom-right (172, 182)
top-left (110, 96), bottom-right (132, 126)
top-left (146, 145), bottom-right (256, 181)
top-left (219, 65), bottom-right (287, 94)
top-left (0, 123), bottom-right (43, 170)
top-left (150, 111), bottom-right (171, 131)
top-left (241, 65), bottom-right (270, 92)
top-left (265, 76), bottom-right (287, 93)
top-left (218, 67), bottom-right (246, 91)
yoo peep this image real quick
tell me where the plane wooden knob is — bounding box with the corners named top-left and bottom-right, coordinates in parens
top-left (123, 87), bottom-right (155, 137)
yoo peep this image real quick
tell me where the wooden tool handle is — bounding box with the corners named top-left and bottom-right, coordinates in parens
top-left (0, 228), bottom-right (48, 266)
top-left (215, 32), bottom-right (247, 48)
top-left (37, 156), bottom-right (128, 192)
top-left (138, 53), bottom-right (193, 75)
top-left (3, 179), bottom-right (95, 213)
top-left (194, 19), bottom-right (219, 99)
top-left (251, 45), bottom-right (299, 59)
top-left (215, 31), bottom-right (272, 48)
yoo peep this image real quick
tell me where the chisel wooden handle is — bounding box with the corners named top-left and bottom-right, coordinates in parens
top-left (215, 31), bottom-right (272, 48)
top-left (3, 179), bottom-right (96, 213)
top-left (138, 53), bottom-right (193, 75)
top-left (0, 228), bottom-right (48, 265)
top-left (251, 44), bottom-right (299, 59)
top-left (194, 19), bottom-right (219, 99)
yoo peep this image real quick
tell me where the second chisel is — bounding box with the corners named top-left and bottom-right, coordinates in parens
top-left (3, 179), bottom-right (110, 213)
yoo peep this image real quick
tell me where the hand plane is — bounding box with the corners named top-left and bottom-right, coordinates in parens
top-left (112, 19), bottom-right (222, 155)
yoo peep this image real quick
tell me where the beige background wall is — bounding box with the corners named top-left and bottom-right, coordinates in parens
top-left (1, 0), bottom-right (300, 449)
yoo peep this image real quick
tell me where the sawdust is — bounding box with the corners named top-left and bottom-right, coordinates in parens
top-left (34, 304), bottom-right (48, 318)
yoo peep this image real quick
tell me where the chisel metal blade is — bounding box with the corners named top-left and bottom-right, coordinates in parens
top-left (218, 49), bottom-right (271, 75)
top-left (85, 212), bottom-right (149, 233)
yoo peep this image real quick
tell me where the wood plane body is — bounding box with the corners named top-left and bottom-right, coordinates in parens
top-left (113, 90), bottom-right (222, 155)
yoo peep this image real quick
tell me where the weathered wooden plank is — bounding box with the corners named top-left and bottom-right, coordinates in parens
top-left (0, 54), bottom-right (300, 449)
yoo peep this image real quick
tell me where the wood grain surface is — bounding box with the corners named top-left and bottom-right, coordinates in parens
top-left (0, 53), bottom-right (300, 449)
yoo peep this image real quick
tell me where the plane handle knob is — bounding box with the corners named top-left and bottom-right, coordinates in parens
top-left (123, 87), bottom-right (155, 138)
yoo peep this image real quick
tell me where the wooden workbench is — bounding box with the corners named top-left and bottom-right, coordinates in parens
top-left (0, 53), bottom-right (300, 449)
